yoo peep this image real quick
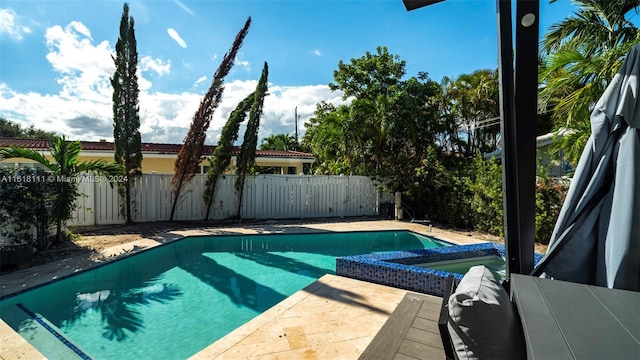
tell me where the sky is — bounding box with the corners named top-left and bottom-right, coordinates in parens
top-left (0, 0), bottom-right (576, 145)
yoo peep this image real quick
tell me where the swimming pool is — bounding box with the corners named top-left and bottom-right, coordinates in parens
top-left (0, 230), bottom-right (449, 359)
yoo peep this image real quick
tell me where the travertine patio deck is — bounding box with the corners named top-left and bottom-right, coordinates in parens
top-left (0, 219), bottom-right (485, 359)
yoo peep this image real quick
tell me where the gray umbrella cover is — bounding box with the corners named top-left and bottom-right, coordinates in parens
top-left (540, 44), bottom-right (640, 291)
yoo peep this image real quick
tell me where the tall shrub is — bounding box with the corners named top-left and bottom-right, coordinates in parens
top-left (535, 176), bottom-right (568, 244)
top-left (170, 17), bottom-right (251, 221)
top-left (235, 62), bottom-right (269, 217)
top-left (468, 156), bottom-right (504, 236)
top-left (112, 2), bottom-right (142, 223)
top-left (203, 91), bottom-right (255, 220)
top-left (410, 148), bottom-right (473, 228)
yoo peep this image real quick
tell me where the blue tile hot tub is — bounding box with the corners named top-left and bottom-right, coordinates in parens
top-left (336, 242), bottom-right (543, 296)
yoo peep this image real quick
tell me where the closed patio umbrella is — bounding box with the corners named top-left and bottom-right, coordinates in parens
top-left (532, 44), bottom-right (640, 291)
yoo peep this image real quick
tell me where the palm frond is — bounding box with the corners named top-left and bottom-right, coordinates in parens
top-left (0, 146), bottom-right (55, 171)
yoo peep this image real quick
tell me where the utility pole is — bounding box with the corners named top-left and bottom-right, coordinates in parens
top-left (294, 107), bottom-right (299, 143)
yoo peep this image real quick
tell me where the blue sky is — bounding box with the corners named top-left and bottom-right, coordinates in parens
top-left (0, 0), bottom-right (575, 144)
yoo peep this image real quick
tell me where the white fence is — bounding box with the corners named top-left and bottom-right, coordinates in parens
top-left (71, 174), bottom-right (394, 226)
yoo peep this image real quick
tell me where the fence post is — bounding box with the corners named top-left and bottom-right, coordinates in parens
top-left (92, 176), bottom-right (100, 225)
top-left (394, 191), bottom-right (403, 220)
top-left (150, 172), bottom-right (158, 222)
top-left (375, 180), bottom-right (381, 216)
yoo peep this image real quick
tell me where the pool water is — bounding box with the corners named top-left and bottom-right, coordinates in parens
top-left (417, 255), bottom-right (506, 280)
top-left (0, 231), bottom-right (448, 359)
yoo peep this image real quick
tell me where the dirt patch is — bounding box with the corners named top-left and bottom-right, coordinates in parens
top-left (21, 222), bottom-right (202, 269)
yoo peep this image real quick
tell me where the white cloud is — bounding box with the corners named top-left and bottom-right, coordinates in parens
top-left (235, 59), bottom-right (250, 72)
top-left (173, 0), bottom-right (195, 15)
top-left (140, 56), bottom-right (171, 76)
top-left (167, 28), bottom-right (187, 48)
top-left (1, 77), bottom-right (345, 145)
top-left (193, 76), bottom-right (207, 87)
top-left (0, 8), bottom-right (32, 40)
top-left (0, 21), bottom-right (345, 146)
top-left (70, 21), bottom-right (91, 39)
top-left (0, 21), bottom-right (174, 141)
top-left (200, 81), bottom-right (346, 145)
top-left (45, 22), bottom-right (114, 101)
top-left (314, 49), bottom-right (322, 56)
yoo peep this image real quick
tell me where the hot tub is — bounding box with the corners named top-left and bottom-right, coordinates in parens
top-left (337, 242), bottom-right (542, 296)
top-left (415, 255), bottom-right (506, 280)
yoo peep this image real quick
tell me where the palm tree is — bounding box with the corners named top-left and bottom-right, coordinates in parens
top-left (0, 135), bottom-right (124, 244)
top-left (302, 102), bottom-right (365, 175)
top-left (540, 0), bottom-right (640, 163)
top-left (446, 70), bottom-right (500, 156)
top-left (543, 0), bottom-right (639, 57)
top-left (259, 133), bottom-right (301, 151)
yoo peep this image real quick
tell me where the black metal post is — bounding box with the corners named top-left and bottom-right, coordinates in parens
top-left (496, 0), bottom-right (519, 276)
top-left (513, 0), bottom-right (539, 274)
top-left (498, 0), bottom-right (539, 276)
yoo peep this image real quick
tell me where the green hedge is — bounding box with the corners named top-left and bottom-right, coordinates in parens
top-left (406, 155), bottom-right (568, 245)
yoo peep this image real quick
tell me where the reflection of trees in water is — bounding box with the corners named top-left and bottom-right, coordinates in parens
top-left (66, 279), bottom-right (182, 342)
top-left (232, 251), bottom-right (330, 278)
top-left (178, 253), bottom-right (287, 312)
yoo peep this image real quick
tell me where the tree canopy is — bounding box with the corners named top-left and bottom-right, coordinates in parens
top-left (0, 117), bottom-right (56, 140)
top-left (259, 133), bottom-right (301, 151)
top-left (303, 46), bottom-right (502, 198)
top-left (540, 0), bottom-right (640, 163)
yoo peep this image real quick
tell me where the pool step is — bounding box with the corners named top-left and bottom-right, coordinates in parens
top-left (2, 303), bottom-right (93, 359)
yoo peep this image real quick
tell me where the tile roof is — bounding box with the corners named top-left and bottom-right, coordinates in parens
top-left (0, 138), bottom-right (50, 149)
top-left (0, 138), bottom-right (314, 159)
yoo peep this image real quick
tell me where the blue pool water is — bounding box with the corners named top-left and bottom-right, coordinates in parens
top-left (0, 231), bottom-right (449, 359)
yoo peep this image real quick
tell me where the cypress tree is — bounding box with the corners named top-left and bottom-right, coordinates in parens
top-left (170, 17), bottom-right (251, 221)
top-left (111, 2), bottom-right (142, 223)
top-left (203, 91), bottom-right (255, 220)
top-left (235, 62), bottom-right (269, 218)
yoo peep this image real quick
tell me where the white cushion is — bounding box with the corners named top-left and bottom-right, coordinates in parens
top-left (447, 265), bottom-right (525, 360)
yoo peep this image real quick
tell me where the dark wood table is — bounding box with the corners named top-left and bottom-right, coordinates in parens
top-left (510, 274), bottom-right (640, 359)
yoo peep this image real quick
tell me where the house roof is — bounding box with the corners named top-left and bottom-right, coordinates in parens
top-left (0, 138), bottom-right (315, 159)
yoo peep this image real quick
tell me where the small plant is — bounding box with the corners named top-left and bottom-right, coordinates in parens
top-left (0, 167), bottom-right (56, 248)
top-left (0, 136), bottom-right (123, 244)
